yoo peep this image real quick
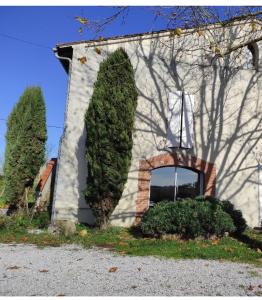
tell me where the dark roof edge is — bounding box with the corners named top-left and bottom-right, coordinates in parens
top-left (56, 28), bottom-right (180, 48)
top-left (55, 15), bottom-right (262, 49)
top-left (53, 46), bottom-right (73, 74)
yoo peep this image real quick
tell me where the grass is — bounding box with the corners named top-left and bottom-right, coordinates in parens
top-left (0, 198), bottom-right (7, 208)
top-left (0, 215), bottom-right (262, 266)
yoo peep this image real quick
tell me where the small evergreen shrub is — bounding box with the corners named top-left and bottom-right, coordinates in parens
top-left (196, 196), bottom-right (247, 235)
top-left (13, 213), bottom-right (31, 228)
top-left (220, 200), bottom-right (247, 234)
top-left (0, 211), bottom-right (50, 231)
top-left (140, 198), bottom-right (236, 239)
top-left (31, 211), bottom-right (50, 229)
top-left (0, 216), bottom-right (11, 230)
top-left (0, 212), bottom-right (31, 231)
top-left (139, 201), bottom-right (177, 235)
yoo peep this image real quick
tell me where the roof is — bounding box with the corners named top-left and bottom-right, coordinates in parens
top-left (56, 28), bottom-right (184, 48)
top-left (55, 13), bottom-right (262, 49)
top-left (54, 14), bottom-right (262, 73)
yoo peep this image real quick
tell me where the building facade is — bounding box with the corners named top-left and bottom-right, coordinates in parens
top-left (52, 19), bottom-right (262, 228)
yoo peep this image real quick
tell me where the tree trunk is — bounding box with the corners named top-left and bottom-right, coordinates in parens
top-left (99, 215), bottom-right (109, 229)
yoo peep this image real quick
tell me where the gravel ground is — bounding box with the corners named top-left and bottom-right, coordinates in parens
top-left (0, 243), bottom-right (262, 296)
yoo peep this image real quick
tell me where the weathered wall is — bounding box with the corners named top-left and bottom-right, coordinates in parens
top-left (53, 21), bottom-right (262, 227)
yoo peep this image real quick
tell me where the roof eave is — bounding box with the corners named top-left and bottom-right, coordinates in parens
top-left (53, 46), bottom-right (73, 74)
top-left (55, 16), bottom-right (262, 49)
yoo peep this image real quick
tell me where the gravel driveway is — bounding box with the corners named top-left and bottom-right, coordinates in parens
top-left (0, 243), bottom-right (262, 296)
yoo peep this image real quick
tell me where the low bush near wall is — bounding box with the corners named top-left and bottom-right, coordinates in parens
top-left (140, 198), bottom-right (236, 239)
top-left (0, 211), bottom-right (50, 232)
top-left (221, 200), bottom-right (247, 234)
top-left (195, 196), bottom-right (247, 235)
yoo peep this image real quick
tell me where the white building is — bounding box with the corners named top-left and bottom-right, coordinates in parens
top-left (52, 18), bottom-right (262, 228)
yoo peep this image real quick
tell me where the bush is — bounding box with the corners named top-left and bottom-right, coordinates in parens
top-left (220, 200), bottom-right (247, 234)
top-left (0, 212), bottom-right (31, 231)
top-left (196, 196), bottom-right (247, 235)
top-left (140, 198), bottom-right (236, 239)
top-left (0, 211), bottom-right (50, 231)
top-left (31, 212), bottom-right (50, 229)
top-left (0, 216), bottom-right (12, 230)
top-left (139, 201), bottom-right (177, 235)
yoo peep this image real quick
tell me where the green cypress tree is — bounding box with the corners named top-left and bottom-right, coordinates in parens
top-left (85, 48), bottom-right (138, 228)
top-left (4, 87), bottom-right (47, 208)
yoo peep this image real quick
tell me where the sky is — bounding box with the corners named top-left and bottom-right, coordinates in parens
top-left (0, 6), bottom-right (170, 167)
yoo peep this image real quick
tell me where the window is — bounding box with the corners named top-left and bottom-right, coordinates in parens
top-left (149, 166), bottom-right (203, 206)
top-left (167, 91), bottom-right (194, 149)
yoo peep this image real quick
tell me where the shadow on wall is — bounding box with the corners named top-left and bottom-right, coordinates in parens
top-left (130, 30), bottom-right (262, 225)
top-left (70, 25), bottom-right (262, 226)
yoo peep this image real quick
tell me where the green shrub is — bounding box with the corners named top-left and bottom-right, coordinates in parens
top-left (0, 212), bottom-right (31, 231)
top-left (196, 196), bottom-right (247, 235)
top-left (139, 201), bottom-right (177, 235)
top-left (32, 212), bottom-right (50, 229)
top-left (12, 212), bottom-right (31, 228)
top-left (220, 200), bottom-right (247, 234)
top-left (0, 211), bottom-right (50, 231)
top-left (140, 198), bottom-right (236, 239)
top-left (0, 216), bottom-right (11, 230)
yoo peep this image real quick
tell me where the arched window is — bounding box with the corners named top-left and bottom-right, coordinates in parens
top-left (149, 166), bottom-right (203, 206)
top-left (244, 43), bottom-right (259, 71)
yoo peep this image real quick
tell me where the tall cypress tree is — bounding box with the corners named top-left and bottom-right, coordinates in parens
top-left (85, 48), bottom-right (138, 228)
top-left (4, 87), bottom-right (47, 208)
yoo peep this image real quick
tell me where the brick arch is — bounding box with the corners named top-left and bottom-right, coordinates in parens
top-left (135, 153), bottom-right (216, 222)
